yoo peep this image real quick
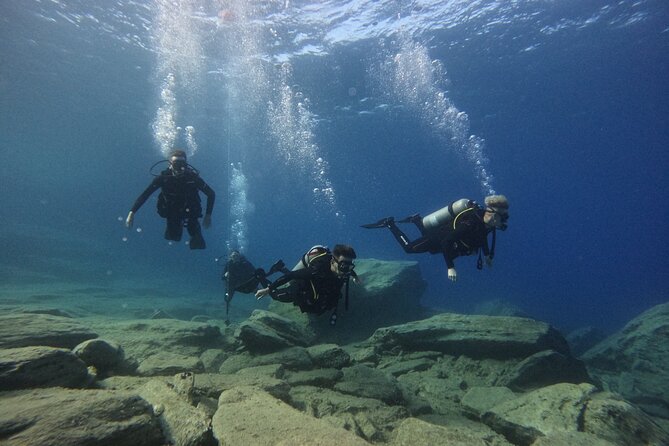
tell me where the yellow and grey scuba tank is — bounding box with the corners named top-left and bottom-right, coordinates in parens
top-left (422, 198), bottom-right (477, 231)
top-left (291, 245), bottom-right (331, 271)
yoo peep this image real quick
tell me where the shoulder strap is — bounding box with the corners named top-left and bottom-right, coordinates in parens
top-left (452, 207), bottom-right (476, 230)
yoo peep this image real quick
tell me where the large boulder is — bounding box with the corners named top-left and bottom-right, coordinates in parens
top-left (582, 302), bottom-right (669, 421)
top-left (334, 364), bottom-right (405, 405)
top-left (368, 313), bottom-right (569, 359)
top-left (482, 383), bottom-right (668, 446)
top-left (268, 259), bottom-right (428, 344)
top-left (73, 338), bottom-right (128, 376)
top-left (0, 346), bottom-right (90, 389)
top-left (87, 319), bottom-right (226, 367)
top-left (218, 346), bottom-right (313, 374)
top-left (389, 417), bottom-right (512, 446)
top-left (0, 388), bottom-right (164, 445)
top-left (139, 377), bottom-right (213, 446)
top-left (235, 309), bottom-right (316, 353)
top-left (0, 313), bottom-right (97, 349)
top-left (289, 385), bottom-right (408, 443)
top-left (137, 352), bottom-right (204, 376)
top-left (502, 349), bottom-right (591, 391)
top-left (193, 371), bottom-right (290, 401)
top-left (212, 386), bottom-right (372, 445)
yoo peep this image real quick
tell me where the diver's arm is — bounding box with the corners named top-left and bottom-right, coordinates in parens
top-left (130, 178), bottom-right (162, 214)
top-left (268, 268), bottom-right (313, 291)
top-left (255, 268), bottom-right (313, 299)
top-left (197, 178), bottom-right (216, 216)
top-left (126, 178), bottom-right (161, 227)
top-left (197, 178), bottom-right (215, 228)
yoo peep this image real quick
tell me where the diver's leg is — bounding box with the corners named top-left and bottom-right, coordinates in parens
top-left (187, 218), bottom-right (206, 249)
top-left (385, 219), bottom-right (429, 254)
top-left (165, 217), bottom-right (184, 241)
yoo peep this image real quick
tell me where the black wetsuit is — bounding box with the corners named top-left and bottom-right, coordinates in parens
top-left (388, 207), bottom-right (491, 270)
top-left (266, 254), bottom-right (350, 315)
top-left (223, 254), bottom-right (262, 297)
top-left (130, 168), bottom-right (215, 249)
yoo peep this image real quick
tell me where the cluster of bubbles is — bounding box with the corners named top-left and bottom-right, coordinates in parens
top-left (152, 0), bottom-right (204, 93)
top-left (152, 73), bottom-right (178, 157)
top-left (227, 163), bottom-right (251, 253)
top-left (151, 73), bottom-right (199, 158)
top-left (184, 125), bottom-right (198, 157)
top-left (378, 37), bottom-right (495, 195)
top-left (267, 63), bottom-right (339, 212)
top-left (150, 0), bottom-right (206, 158)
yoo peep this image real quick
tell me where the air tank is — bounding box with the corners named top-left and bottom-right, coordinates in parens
top-left (422, 198), bottom-right (475, 231)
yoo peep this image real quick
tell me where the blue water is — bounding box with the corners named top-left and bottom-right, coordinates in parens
top-left (1, 0), bottom-right (667, 333)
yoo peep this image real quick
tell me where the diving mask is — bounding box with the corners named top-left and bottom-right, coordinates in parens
top-left (170, 156), bottom-right (187, 176)
top-left (334, 257), bottom-right (355, 277)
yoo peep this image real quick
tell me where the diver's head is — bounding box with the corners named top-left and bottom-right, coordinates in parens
top-left (228, 250), bottom-right (241, 261)
top-left (331, 244), bottom-right (357, 278)
top-left (484, 194), bottom-right (510, 230)
top-left (169, 149), bottom-right (188, 176)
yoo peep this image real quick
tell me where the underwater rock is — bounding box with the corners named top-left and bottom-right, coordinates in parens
top-left (137, 352), bottom-right (204, 376)
top-left (502, 349), bottom-right (592, 391)
top-left (218, 346), bottom-right (313, 374)
top-left (193, 372), bottom-right (290, 401)
top-left (368, 313), bottom-right (569, 359)
top-left (306, 343), bottom-right (351, 369)
top-left (0, 346), bottom-right (90, 389)
top-left (565, 326), bottom-right (607, 357)
top-left (284, 368), bottom-right (343, 388)
top-left (86, 319), bottom-right (226, 367)
top-left (72, 338), bottom-right (127, 376)
top-left (198, 348), bottom-right (228, 373)
top-left (235, 309), bottom-right (316, 353)
top-left (481, 382), bottom-right (669, 445)
top-left (268, 259), bottom-right (428, 344)
top-left (460, 386), bottom-right (518, 420)
top-left (0, 388), bottom-right (164, 445)
top-left (377, 356), bottom-right (437, 377)
top-left (289, 385), bottom-right (408, 443)
top-left (138, 378), bottom-right (213, 446)
top-left (334, 364), bottom-right (404, 405)
top-left (389, 417), bottom-right (512, 446)
top-left (212, 386), bottom-right (372, 445)
top-left (531, 431), bottom-right (617, 446)
top-left (582, 302), bottom-right (669, 423)
top-left (0, 313), bottom-right (97, 349)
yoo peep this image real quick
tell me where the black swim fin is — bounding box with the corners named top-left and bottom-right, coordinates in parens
top-left (397, 213), bottom-right (421, 224)
top-left (361, 217), bottom-right (394, 229)
top-left (268, 260), bottom-right (286, 275)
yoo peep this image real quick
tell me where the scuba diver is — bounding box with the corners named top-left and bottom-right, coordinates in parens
top-left (125, 150), bottom-right (215, 249)
top-left (221, 250), bottom-right (287, 319)
top-left (255, 244), bottom-right (361, 325)
top-left (362, 195), bottom-right (509, 282)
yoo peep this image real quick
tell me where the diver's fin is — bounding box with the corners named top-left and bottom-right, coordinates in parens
top-left (397, 213), bottom-right (421, 224)
top-left (361, 217), bottom-right (394, 229)
top-left (268, 260), bottom-right (286, 276)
